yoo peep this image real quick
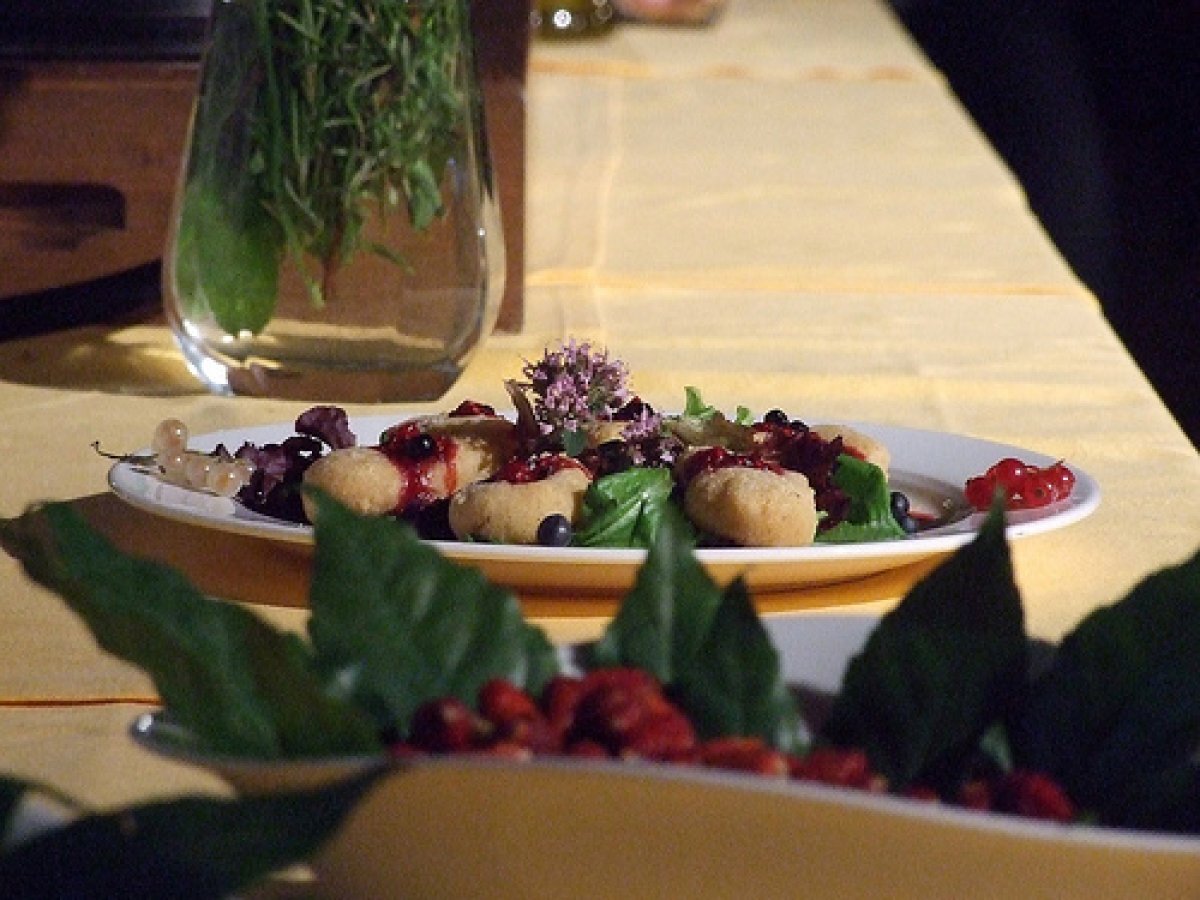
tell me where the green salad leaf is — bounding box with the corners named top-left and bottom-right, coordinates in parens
top-left (667, 387), bottom-right (755, 449)
top-left (573, 467), bottom-right (686, 548)
top-left (820, 505), bottom-right (1026, 791)
top-left (681, 386), bottom-right (752, 426)
top-left (306, 491), bottom-right (558, 734)
top-left (0, 770), bottom-right (380, 900)
top-left (816, 454), bottom-right (907, 544)
top-left (0, 504), bottom-right (378, 758)
top-left (588, 515), bottom-right (807, 751)
top-left (1009, 548), bottom-right (1200, 829)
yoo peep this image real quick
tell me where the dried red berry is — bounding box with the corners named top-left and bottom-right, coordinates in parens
top-left (563, 667), bottom-right (691, 758)
top-left (904, 785), bottom-right (940, 803)
top-left (472, 740), bottom-right (533, 761)
top-left (541, 675), bottom-right (586, 746)
top-left (565, 738), bottom-right (610, 758)
top-left (993, 770), bottom-right (1076, 823)
top-left (699, 737), bottom-right (789, 777)
top-left (623, 710), bottom-right (697, 761)
top-left (408, 697), bottom-right (485, 752)
top-left (479, 679), bottom-right (539, 722)
top-left (791, 747), bottom-right (879, 790)
top-left (569, 682), bottom-right (651, 753)
top-left (957, 779), bottom-right (993, 811)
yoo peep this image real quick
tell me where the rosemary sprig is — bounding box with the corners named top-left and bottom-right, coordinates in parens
top-left (250, 0), bottom-right (467, 307)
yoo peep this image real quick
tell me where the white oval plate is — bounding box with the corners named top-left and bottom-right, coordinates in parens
top-left (108, 416), bottom-right (1100, 594)
top-left (129, 615), bottom-right (1198, 899)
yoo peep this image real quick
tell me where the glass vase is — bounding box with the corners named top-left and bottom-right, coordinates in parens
top-left (164, 0), bottom-right (504, 402)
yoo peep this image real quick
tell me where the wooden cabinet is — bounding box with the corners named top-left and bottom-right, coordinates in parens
top-left (0, 0), bottom-right (528, 330)
top-left (0, 61), bottom-right (196, 299)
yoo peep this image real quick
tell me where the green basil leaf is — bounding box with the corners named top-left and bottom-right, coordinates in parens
top-left (306, 492), bottom-right (557, 734)
top-left (175, 178), bottom-right (281, 335)
top-left (0, 505), bottom-right (378, 758)
top-left (820, 506), bottom-right (1026, 790)
top-left (588, 511), bottom-right (720, 680)
top-left (0, 769), bottom-right (382, 899)
top-left (1010, 547), bottom-right (1200, 825)
top-left (589, 516), bottom-right (805, 751)
top-left (574, 468), bottom-right (680, 548)
top-left (674, 579), bottom-right (809, 753)
top-left (816, 454), bottom-right (906, 544)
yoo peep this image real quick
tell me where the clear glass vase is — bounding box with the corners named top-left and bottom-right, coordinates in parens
top-left (165, 0), bottom-right (504, 402)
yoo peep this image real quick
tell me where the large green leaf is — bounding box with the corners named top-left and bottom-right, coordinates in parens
top-left (306, 492), bottom-right (558, 733)
top-left (180, 179), bottom-right (282, 335)
top-left (1010, 547), bottom-right (1200, 825)
top-left (0, 504), bottom-right (379, 758)
top-left (588, 515), bottom-right (806, 751)
top-left (171, 0), bottom-right (282, 335)
top-left (588, 512), bottom-right (722, 682)
top-left (820, 506), bottom-right (1026, 790)
top-left (673, 579), bottom-right (809, 752)
top-left (0, 769), bottom-right (381, 899)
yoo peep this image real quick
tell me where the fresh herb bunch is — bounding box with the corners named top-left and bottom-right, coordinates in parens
top-left (175, 0), bottom-right (471, 335)
top-left (251, 0), bottom-right (468, 307)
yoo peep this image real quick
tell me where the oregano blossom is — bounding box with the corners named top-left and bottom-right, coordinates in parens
top-left (521, 340), bottom-right (631, 437)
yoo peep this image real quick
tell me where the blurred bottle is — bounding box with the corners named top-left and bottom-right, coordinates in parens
top-left (532, 0), bottom-right (615, 38)
top-left (612, 0), bottom-right (726, 25)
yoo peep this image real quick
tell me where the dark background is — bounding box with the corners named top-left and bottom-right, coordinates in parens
top-left (889, 0), bottom-right (1200, 446)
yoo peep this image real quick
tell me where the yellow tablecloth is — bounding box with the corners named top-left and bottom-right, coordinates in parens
top-left (1, 0), bottom-right (1198, 819)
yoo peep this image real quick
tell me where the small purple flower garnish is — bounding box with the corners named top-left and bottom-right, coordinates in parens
top-left (521, 339), bottom-right (631, 437)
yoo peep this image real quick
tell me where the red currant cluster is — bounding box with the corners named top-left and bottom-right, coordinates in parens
top-left (964, 457), bottom-right (1076, 512)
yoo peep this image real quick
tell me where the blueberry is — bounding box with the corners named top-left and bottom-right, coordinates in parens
top-left (890, 491), bottom-right (920, 533)
top-left (405, 433), bottom-right (438, 459)
top-left (763, 409), bottom-right (789, 426)
top-left (537, 514), bottom-right (573, 547)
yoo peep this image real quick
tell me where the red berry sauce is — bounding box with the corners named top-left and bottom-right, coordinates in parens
top-left (678, 447), bottom-right (784, 486)
top-left (377, 421), bottom-right (459, 514)
top-left (495, 453), bottom-right (589, 485)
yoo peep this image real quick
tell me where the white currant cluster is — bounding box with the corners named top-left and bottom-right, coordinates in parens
top-left (150, 418), bottom-right (254, 498)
